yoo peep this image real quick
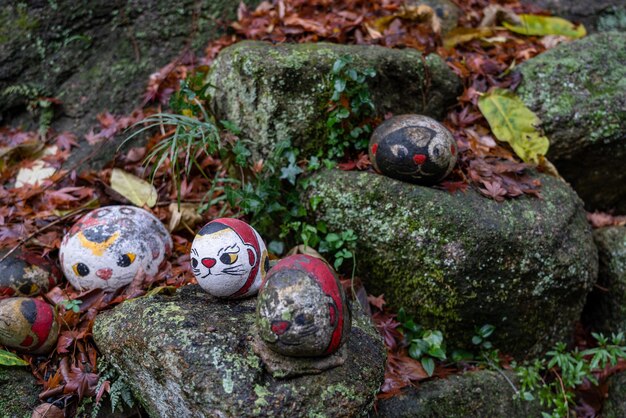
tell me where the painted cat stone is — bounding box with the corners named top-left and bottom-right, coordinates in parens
top-left (60, 206), bottom-right (172, 292)
top-left (0, 297), bottom-right (59, 354)
top-left (256, 254), bottom-right (350, 357)
top-left (369, 114), bottom-right (457, 185)
top-left (190, 218), bottom-right (269, 299)
top-left (0, 249), bottom-right (59, 297)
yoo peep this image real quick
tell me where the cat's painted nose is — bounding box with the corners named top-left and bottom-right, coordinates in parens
top-left (96, 268), bottom-right (112, 280)
top-left (202, 258), bottom-right (217, 269)
top-left (271, 320), bottom-right (290, 336)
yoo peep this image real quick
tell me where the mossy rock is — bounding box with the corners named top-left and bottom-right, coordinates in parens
top-left (583, 226), bottom-right (626, 333)
top-left (0, 0), bottom-right (259, 171)
top-left (307, 170), bottom-right (598, 357)
top-left (92, 285), bottom-right (385, 418)
top-left (207, 41), bottom-right (461, 161)
top-left (517, 32), bottom-right (626, 213)
top-left (0, 365), bottom-right (40, 418)
top-left (603, 371), bottom-right (626, 418)
top-left (375, 370), bottom-right (544, 417)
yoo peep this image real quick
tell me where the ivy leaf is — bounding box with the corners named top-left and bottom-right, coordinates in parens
top-left (421, 357), bottom-right (436, 377)
top-left (477, 88), bottom-right (549, 164)
top-left (280, 163), bottom-right (303, 185)
top-left (0, 349), bottom-right (28, 366)
top-left (503, 14), bottom-right (586, 38)
top-left (110, 168), bottom-right (157, 207)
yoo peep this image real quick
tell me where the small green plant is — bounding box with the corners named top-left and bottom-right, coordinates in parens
top-left (325, 56), bottom-right (376, 159)
top-left (92, 360), bottom-right (135, 417)
top-left (60, 299), bottom-right (82, 313)
top-left (398, 308), bottom-right (446, 376)
top-left (472, 324), bottom-right (495, 350)
top-left (514, 332), bottom-right (626, 418)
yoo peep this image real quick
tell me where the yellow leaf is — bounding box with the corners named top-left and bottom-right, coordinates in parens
top-left (168, 202), bottom-right (202, 232)
top-left (0, 349), bottom-right (28, 366)
top-left (443, 27), bottom-right (494, 48)
top-left (503, 14), bottom-right (586, 38)
top-left (477, 88), bottom-right (550, 164)
top-left (110, 168), bottom-right (157, 207)
top-left (373, 5), bottom-right (441, 33)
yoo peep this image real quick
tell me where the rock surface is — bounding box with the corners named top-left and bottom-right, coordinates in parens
top-left (603, 371), bottom-right (626, 418)
top-left (208, 41), bottom-right (461, 160)
top-left (376, 370), bottom-right (543, 417)
top-left (0, 0), bottom-right (258, 170)
top-left (583, 226), bottom-right (626, 333)
top-left (517, 32), bottom-right (626, 213)
top-left (93, 285), bottom-right (385, 418)
top-left (521, 0), bottom-right (626, 32)
top-left (308, 170), bottom-right (598, 357)
top-left (0, 365), bottom-right (40, 418)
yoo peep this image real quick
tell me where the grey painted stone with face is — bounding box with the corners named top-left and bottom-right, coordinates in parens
top-left (369, 114), bottom-right (457, 185)
top-left (60, 206), bottom-right (172, 292)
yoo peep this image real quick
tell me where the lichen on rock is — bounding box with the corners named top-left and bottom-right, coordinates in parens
top-left (207, 40), bottom-right (461, 161)
top-left (0, 365), bottom-right (40, 418)
top-left (308, 169), bottom-right (598, 357)
top-left (92, 285), bottom-right (385, 418)
top-left (517, 32), bottom-right (626, 213)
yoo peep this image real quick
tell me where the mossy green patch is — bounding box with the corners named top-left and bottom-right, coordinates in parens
top-left (308, 169), bottom-right (597, 357)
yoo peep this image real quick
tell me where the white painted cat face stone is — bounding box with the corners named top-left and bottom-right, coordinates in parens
top-left (60, 206), bottom-right (172, 292)
top-left (190, 218), bottom-right (269, 299)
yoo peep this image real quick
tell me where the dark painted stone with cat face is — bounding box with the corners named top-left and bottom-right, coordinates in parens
top-left (0, 297), bottom-right (59, 354)
top-left (60, 206), bottom-right (172, 292)
top-left (256, 254), bottom-right (350, 357)
top-left (369, 114), bottom-right (457, 185)
top-left (191, 218), bottom-right (269, 299)
top-left (0, 249), bottom-right (59, 297)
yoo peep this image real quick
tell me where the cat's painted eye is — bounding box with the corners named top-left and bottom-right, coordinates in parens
top-left (191, 258), bottom-right (198, 268)
top-left (220, 253), bottom-right (238, 265)
top-left (117, 253), bottom-right (136, 267)
top-left (72, 263), bottom-right (90, 277)
top-left (295, 314), bottom-right (307, 326)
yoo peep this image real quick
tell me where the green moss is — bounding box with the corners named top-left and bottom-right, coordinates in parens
top-left (309, 170), bottom-right (596, 356)
top-left (0, 366), bottom-right (39, 418)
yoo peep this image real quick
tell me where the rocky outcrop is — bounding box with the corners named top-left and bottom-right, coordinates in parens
top-left (521, 0), bottom-right (626, 33)
top-left (308, 169), bottom-right (598, 357)
top-left (517, 32), bottom-right (626, 213)
top-left (0, 365), bottom-right (40, 418)
top-left (583, 226), bottom-right (626, 333)
top-left (208, 41), bottom-right (461, 160)
top-left (0, 0), bottom-right (259, 170)
top-left (93, 285), bottom-right (385, 418)
top-left (376, 370), bottom-right (543, 417)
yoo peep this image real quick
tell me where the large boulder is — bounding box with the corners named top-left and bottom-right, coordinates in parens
top-left (517, 32), bottom-right (626, 213)
top-left (208, 41), bottom-right (461, 160)
top-left (92, 285), bottom-right (385, 418)
top-left (376, 370), bottom-right (543, 417)
top-left (583, 226), bottom-right (626, 333)
top-left (308, 170), bottom-right (598, 357)
top-left (0, 0), bottom-right (259, 170)
top-left (0, 365), bottom-right (40, 418)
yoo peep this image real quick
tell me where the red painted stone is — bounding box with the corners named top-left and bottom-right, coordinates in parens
top-left (256, 254), bottom-right (351, 357)
top-left (191, 218), bottom-right (269, 299)
top-left (0, 297), bottom-right (59, 354)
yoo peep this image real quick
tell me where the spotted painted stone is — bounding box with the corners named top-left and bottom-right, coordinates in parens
top-left (369, 114), bottom-right (457, 185)
top-left (60, 206), bottom-right (172, 292)
top-left (191, 218), bottom-right (269, 299)
top-left (0, 249), bottom-right (59, 297)
top-left (0, 297), bottom-right (59, 354)
top-left (256, 254), bottom-right (351, 357)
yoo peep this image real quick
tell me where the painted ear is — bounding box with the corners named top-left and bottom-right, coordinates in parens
top-left (244, 243), bottom-right (258, 267)
top-left (327, 296), bottom-right (338, 329)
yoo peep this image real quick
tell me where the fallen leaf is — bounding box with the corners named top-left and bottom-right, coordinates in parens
top-left (168, 202), bottom-right (202, 232)
top-left (443, 27), bottom-right (495, 48)
top-left (373, 5), bottom-right (441, 34)
top-left (477, 88), bottom-right (549, 163)
top-left (479, 4), bottom-right (521, 28)
top-left (0, 349), bottom-right (28, 366)
top-left (110, 168), bottom-right (157, 207)
top-left (503, 14), bottom-right (586, 38)
top-left (15, 160), bottom-right (56, 187)
top-left (31, 403), bottom-right (64, 418)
